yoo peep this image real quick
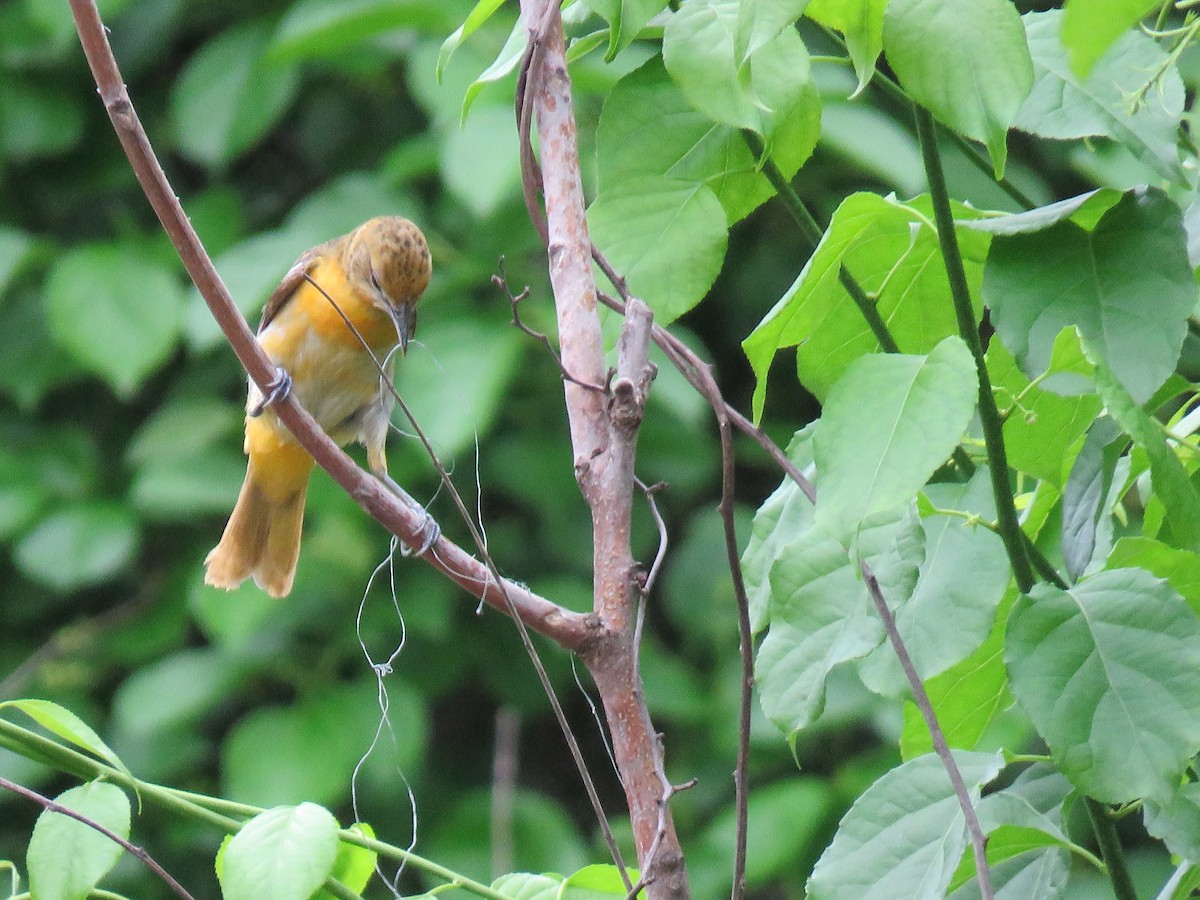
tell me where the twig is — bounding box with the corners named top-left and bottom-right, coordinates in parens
top-left (634, 478), bottom-right (669, 596)
top-left (914, 107), bottom-right (1033, 597)
top-left (492, 261), bottom-right (609, 392)
top-left (66, 0), bottom-right (588, 652)
top-left (858, 566), bottom-right (994, 900)
top-left (0, 777), bottom-right (195, 900)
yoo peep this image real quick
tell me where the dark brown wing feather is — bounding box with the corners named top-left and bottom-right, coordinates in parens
top-left (257, 238), bottom-right (340, 333)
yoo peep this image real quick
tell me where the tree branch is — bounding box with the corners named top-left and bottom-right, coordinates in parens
top-left (66, 0), bottom-right (588, 653)
top-left (516, 2), bottom-right (688, 896)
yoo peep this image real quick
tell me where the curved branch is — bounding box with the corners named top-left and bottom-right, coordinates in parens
top-left (66, 0), bottom-right (588, 652)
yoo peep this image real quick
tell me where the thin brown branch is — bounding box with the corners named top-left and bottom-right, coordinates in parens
top-left (0, 777), bottom-right (195, 900)
top-left (67, 0), bottom-right (587, 652)
top-left (859, 564), bottom-right (993, 898)
top-left (492, 262), bottom-right (608, 392)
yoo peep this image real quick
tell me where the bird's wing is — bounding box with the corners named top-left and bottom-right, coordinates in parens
top-left (257, 240), bottom-right (335, 333)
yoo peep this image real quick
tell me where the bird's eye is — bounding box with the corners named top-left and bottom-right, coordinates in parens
top-left (369, 270), bottom-right (382, 292)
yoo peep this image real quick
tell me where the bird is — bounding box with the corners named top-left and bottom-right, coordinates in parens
top-left (204, 215), bottom-right (432, 598)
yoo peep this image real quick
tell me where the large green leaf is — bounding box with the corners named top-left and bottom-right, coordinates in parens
top-left (0, 700), bottom-right (130, 779)
top-left (899, 597), bottom-right (1014, 759)
top-left (588, 177), bottom-right (728, 324)
top-left (1106, 537), bottom-right (1200, 615)
top-left (1006, 567), bottom-right (1200, 803)
top-left (859, 472), bottom-right (1009, 692)
top-left (1062, 0), bottom-right (1157, 78)
top-left (807, 751), bottom-right (1005, 900)
top-left (743, 193), bottom-right (987, 413)
top-left (27, 781), bottom-right (131, 900)
top-left (1144, 782), bottom-right (1200, 866)
top-left (883, 0), bottom-right (1032, 177)
top-left (219, 803), bottom-right (339, 900)
top-left (597, 57), bottom-right (819, 225)
top-left (813, 337), bottom-right (976, 540)
top-left (983, 189), bottom-right (1195, 405)
top-left (172, 20), bottom-right (301, 168)
top-left (756, 504), bottom-right (920, 736)
top-left (1014, 10), bottom-right (1185, 183)
top-left (44, 244), bottom-right (184, 396)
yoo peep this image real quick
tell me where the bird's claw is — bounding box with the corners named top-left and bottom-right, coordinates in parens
top-left (249, 367), bottom-right (292, 417)
top-left (401, 514), bottom-right (440, 558)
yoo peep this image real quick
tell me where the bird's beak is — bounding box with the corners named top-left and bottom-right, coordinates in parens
top-left (391, 301), bottom-right (417, 356)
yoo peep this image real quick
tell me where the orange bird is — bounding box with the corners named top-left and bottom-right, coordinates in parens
top-left (204, 216), bottom-right (432, 598)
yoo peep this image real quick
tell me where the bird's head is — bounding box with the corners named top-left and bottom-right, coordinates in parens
top-left (346, 215), bottom-right (432, 355)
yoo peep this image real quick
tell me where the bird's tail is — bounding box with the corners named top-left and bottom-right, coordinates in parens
top-left (204, 443), bottom-right (313, 599)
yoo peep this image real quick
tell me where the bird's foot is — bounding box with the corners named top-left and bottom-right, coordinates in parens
top-left (249, 367), bottom-right (292, 417)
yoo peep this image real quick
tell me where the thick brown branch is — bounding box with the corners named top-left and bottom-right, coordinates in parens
top-left (67, 0), bottom-right (587, 652)
top-left (517, 2), bottom-right (688, 896)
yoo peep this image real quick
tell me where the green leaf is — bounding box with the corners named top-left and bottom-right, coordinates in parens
top-left (860, 471), bottom-right (1009, 692)
top-left (438, 0), bottom-right (509, 79)
top-left (312, 824), bottom-right (378, 900)
top-left (743, 193), bottom-right (987, 414)
top-left (663, 0), bottom-right (815, 137)
top-left (1144, 782), bottom-right (1200, 865)
top-left (0, 446), bottom-right (46, 540)
top-left (807, 751), bottom-right (1005, 900)
top-left (44, 244), bottom-right (184, 396)
top-left (14, 503), bottom-right (139, 592)
top-left (1006, 567), bottom-right (1200, 802)
top-left (0, 700), bottom-right (131, 780)
top-left (588, 177), bottom-right (728, 324)
top-left (270, 0), bottom-right (456, 61)
top-left (883, 0), bottom-right (1032, 178)
top-left (958, 188), bottom-right (1119, 236)
top-left (805, 0), bottom-right (886, 94)
top-left (459, 18), bottom-right (526, 124)
top-left (130, 451), bottom-right (246, 519)
top-left (1062, 0), bottom-right (1157, 79)
top-left (899, 598), bottom-right (1014, 759)
top-left (1106, 537), bottom-right (1200, 615)
top-left (491, 872), bottom-right (564, 899)
top-left (1082, 339), bottom-right (1200, 552)
top-left (172, 20), bottom-right (301, 168)
top-left (597, 57), bottom-right (820, 226)
top-left (741, 425), bottom-right (816, 633)
top-left (986, 338), bottom-right (1099, 487)
top-left (1061, 418), bottom-right (1120, 580)
top-left (219, 803), bottom-right (339, 900)
top-left (814, 337), bottom-right (977, 540)
top-left (983, 189), bottom-right (1195, 406)
top-left (561, 863), bottom-right (644, 898)
top-left (441, 104), bottom-right (521, 217)
top-left (756, 504), bottom-right (919, 735)
top-left (1014, 10), bottom-right (1185, 184)
top-left (587, 0), bottom-right (666, 60)
top-left (126, 397), bottom-right (239, 467)
top-left (27, 781), bottom-right (131, 900)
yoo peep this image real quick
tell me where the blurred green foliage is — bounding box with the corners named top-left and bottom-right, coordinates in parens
top-left (1, 0), bottom-right (1196, 898)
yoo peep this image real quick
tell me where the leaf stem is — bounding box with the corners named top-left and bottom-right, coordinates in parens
top-left (1086, 798), bottom-right (1139, 900)
top-left (914, 107), bottom-right (1034, 594)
